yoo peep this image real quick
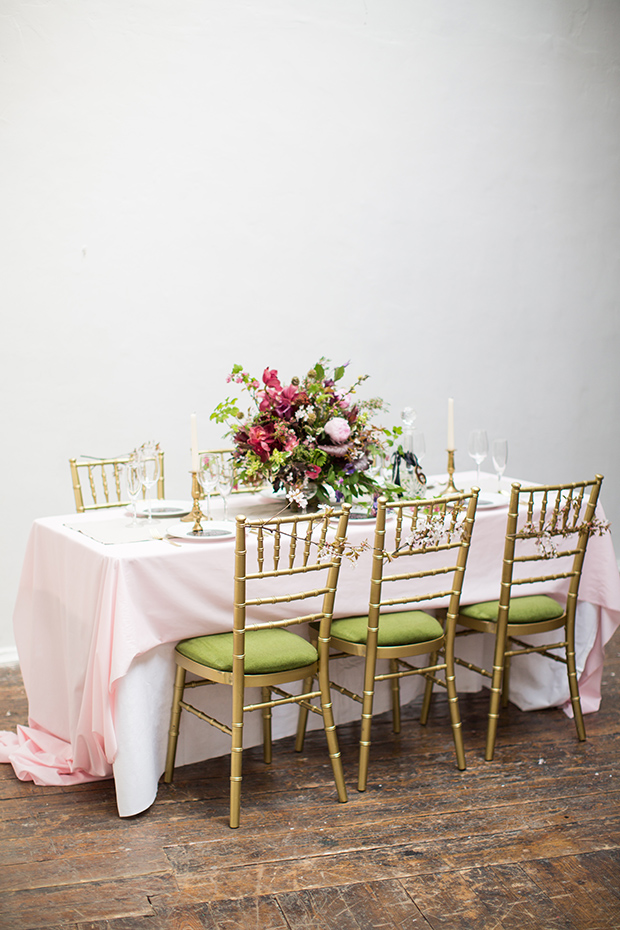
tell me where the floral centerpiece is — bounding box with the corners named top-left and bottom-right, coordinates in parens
top-left (210, 359), bottom-right (393, 509)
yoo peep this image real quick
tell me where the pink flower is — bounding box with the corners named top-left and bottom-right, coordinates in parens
top-left (262, 368), bottom-right (281, 390)
top-left (306, 464), bottom-right (321, 480)
top-left (284, 434), bottom-right (299, 452)
top-left (275, 384), bottom-right (299, 419)
top-left (324, 417), bottom-right (351, 444)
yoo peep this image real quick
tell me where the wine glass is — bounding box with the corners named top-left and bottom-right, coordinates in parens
top-left (198, 454), bottom-right (220, 521)
top-left (140, 443), bottom-right (160, 523)
top-left (468, 430), bottom-right (488, 484)
top-left (217, 458), bottom-right (235, 522)
top-left (401, 407), bottom-right (416, 456)
top-left (124, 456), bottom-right (142, 526)
top-left (492, 439), bottom-right (508, 492)
top-left (368, 449), bottom-right (386, 483)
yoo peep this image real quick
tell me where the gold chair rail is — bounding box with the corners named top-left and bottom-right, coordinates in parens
top-left (69, 452), bottom-right (165, 513)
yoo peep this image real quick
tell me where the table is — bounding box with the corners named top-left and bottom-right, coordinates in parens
top-left (2, 474), bottom-right (619, 817)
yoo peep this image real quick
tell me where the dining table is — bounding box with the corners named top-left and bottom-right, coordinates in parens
top-left (1, 472), bottom-right (619, 818)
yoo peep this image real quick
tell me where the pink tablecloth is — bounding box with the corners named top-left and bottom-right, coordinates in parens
top-left (2, 476), bottom-right (619, 816)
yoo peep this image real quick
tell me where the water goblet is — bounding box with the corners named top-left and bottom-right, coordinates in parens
top-left (217, 458), bottom-right (235, 522)
top-left (468, 430), bottom-right (488, 484)
top-left (124, 457), bottom-right (142, 526)
top-left (140, 443), bottom-right (160, 523)
top-left (492, 439), bottom-right (508, 492)
top-left (401, 407), bottom-right (416, 456)
top-left (368, 449), bottom-right (386, 483)
top-left (198, 454), bottom-right (220, 521)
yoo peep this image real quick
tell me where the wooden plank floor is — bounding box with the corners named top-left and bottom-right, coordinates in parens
top-left (1, 630), bottom-right (619, 929)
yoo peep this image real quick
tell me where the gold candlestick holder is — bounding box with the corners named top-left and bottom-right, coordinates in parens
top-left (180, 471), bottom-right (206, 533)
top-left (443, 449), bottom-right (462, 494)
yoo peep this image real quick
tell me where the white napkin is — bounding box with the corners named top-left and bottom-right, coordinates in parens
top-left (64, 519), bottom-right (155, 545)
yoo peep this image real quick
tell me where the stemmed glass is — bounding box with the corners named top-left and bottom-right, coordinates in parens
top-left (492, 439), bottom-right (508, 492)
top-left (217, 458), bottom-right (235, 522)
top-left (198, 454), bottom-right (220, 521)
top-left (401, 407), bottom-right (416, 456)
top-left (140, 443), bottom-right (160, 523)
top-left (468, 430), bottom-right (488, 484)
top-left (368, 450), bottom-right (386, 484)
top-left (124, 456), bottom-right (142, 526)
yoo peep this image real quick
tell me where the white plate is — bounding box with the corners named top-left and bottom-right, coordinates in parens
top-left (166, 520), bottom-right (235, 542)
top-left (259, 488), bottom-right (288, 503)
top-left (347, 507), bottom-right (378, 523)
top-left (476, 492), bottom-right (509, 509)
top-left (129, 500), bottom-right (192, 519)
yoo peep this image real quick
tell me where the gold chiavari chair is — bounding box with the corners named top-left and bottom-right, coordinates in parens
top-left (69, 451), bottom-right (165, 513)
top-left (296, 490), bottom-right (479, 791)
top-left (455, 475), bottom-right (604, 761)
top-left (198, 448), bottom-right (265, 494)
top-left (164, 504), bottom-right (351, 828)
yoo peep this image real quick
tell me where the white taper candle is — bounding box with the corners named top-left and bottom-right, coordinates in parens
top-left (191, 413), bottom-right (199, 472)
top-left (447, 398), bottom-right (455, 451)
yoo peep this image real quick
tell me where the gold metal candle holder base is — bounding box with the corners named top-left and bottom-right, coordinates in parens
top-left (442, 450), bottom-right (462, 494)
top-left (180, 472), bottom-right (206, 533)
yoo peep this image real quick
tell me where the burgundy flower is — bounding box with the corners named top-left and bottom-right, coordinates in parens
top-left (247, 425), bottom-right (275, 462)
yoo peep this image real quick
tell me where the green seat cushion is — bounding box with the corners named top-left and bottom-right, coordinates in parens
top-left (176, 628), bottom-right (318, 674)
top-left (330, 611), bottom-right (444, 647)
top-left (460, 594), bottom-right (565, 624)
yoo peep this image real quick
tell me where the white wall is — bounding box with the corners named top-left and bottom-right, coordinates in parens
top-left (1, 0), bottom-right (618, 656)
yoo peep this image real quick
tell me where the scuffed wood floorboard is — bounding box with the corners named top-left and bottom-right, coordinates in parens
top-left (0, 629), bottom-right (618, 929)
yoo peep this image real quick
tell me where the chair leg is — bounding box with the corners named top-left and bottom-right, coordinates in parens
top-left (261, 686), bottom-right (272, 764)
top-left (294, 674), bottom-right (315, 752)
top-left (485, 625), bottom-right (508, 762)
top-left (444, 648), bottom-right (466, 771)
top-left (420, 650), bottom-right (438, 726)
top-left (164, 664), bottom-right (186, 783)
top-left (321, 695), bottom-right (348, 804)
top-left (358, 682), bottom-right (375, 792)
top-left (229, 679), bottom-right (244, 828)
top-left (358, 629), bottom-right (380, 792)
top-left (566, 620), bottom-right (586, 741)
top-left (316, 644), bottom-right (347, 804)
top-left (390, 659), bottom-right (401, 733)
top-left (501, 648), bottom-right (511, 708)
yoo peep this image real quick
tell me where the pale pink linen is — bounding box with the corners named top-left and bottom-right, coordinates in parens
top-left (1, 481), bottom-right (619, 809)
